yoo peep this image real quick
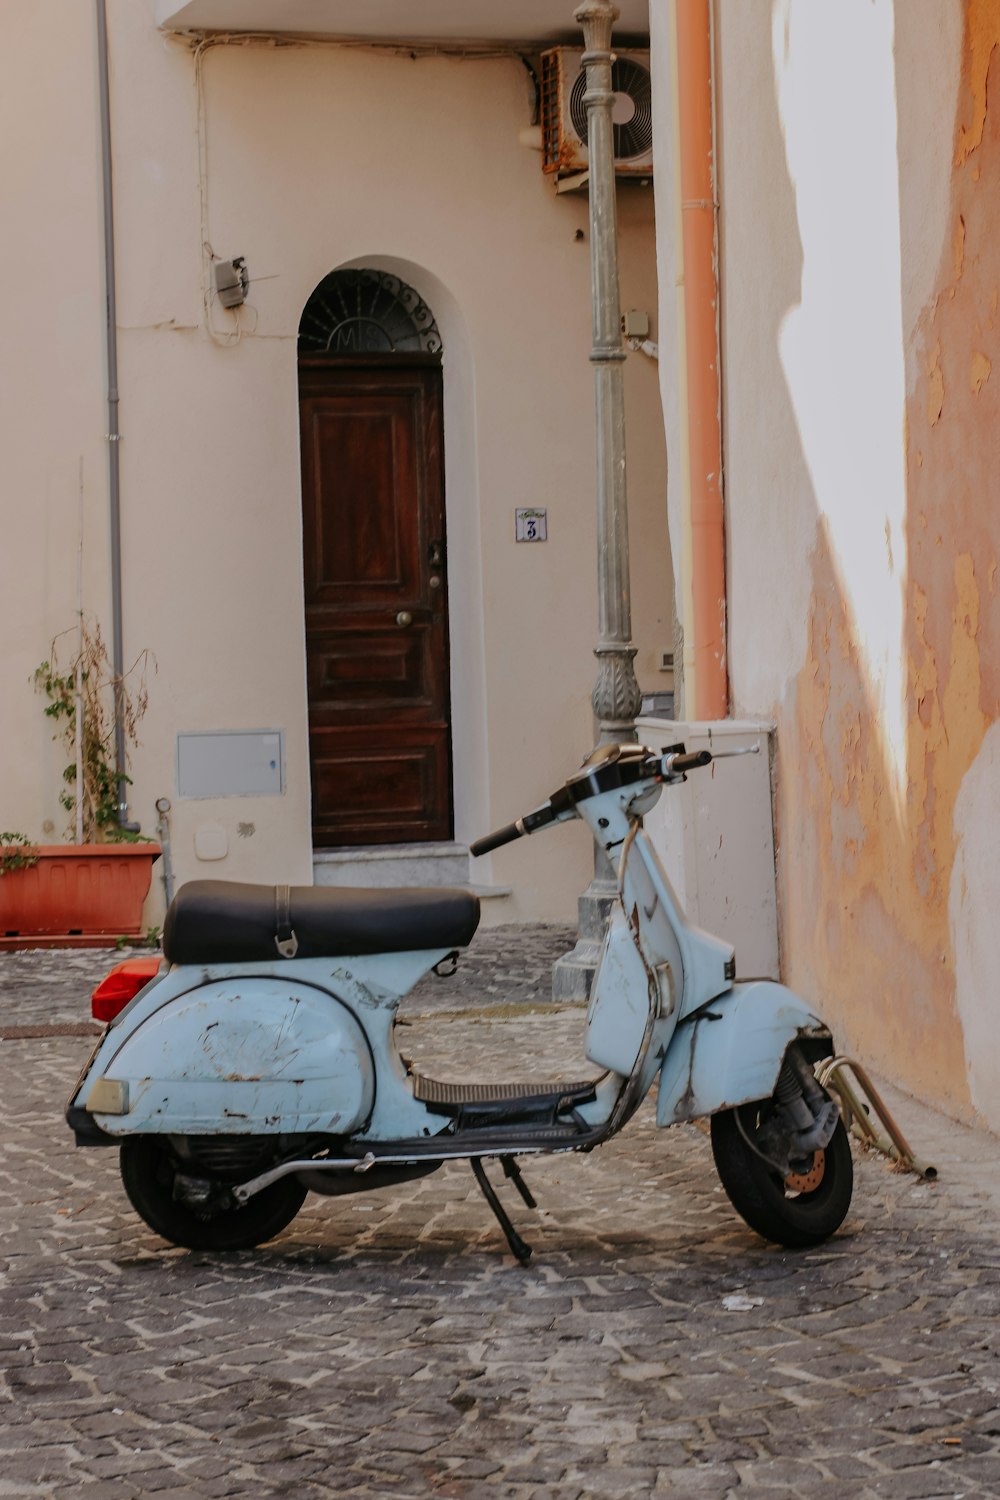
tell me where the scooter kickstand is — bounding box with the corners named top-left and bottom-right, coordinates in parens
top-left (471, 1157), bottom-right (533, 1264)
top-left (501, 1155), bottom-right (537, 1208)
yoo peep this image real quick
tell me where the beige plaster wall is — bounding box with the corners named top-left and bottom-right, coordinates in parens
top-left (0, 1), bottom-right (112, 850)
top-left (1, 1), bottom-right (671, 927)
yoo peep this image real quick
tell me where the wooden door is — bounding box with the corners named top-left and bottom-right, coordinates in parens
top-left (299, 358), bottom-right (452, 846)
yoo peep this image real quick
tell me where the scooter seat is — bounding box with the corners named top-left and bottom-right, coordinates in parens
top-left (162, 879), bottom-right (481, 965)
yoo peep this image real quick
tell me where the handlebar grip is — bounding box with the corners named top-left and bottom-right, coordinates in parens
top-left (669, 749), bottom-right (712, 774)
top-left (470, 820), bottom-right (523, 857)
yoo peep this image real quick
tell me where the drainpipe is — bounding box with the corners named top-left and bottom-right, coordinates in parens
top-left (96, 0), bottom-right (138, 830)
top-left (670, 0), bottom-right (728, 718)
top-left (154, 798), bottom-right (176, 905)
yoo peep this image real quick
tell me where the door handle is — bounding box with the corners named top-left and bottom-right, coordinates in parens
top-left (396, 611), bottom-right (413, 628)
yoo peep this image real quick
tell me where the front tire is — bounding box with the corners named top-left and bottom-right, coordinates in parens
top-left (120, 1138), bottom-right (306, 1251)
top-left (710, 1103), bottom-right (853, 1248)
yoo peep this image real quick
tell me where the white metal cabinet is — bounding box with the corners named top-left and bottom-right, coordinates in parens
top-left (635, 718), bottom-right (780, 981)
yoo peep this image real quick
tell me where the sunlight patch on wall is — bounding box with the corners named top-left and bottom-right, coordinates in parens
top-left (771, 0), bottom-right (908, 807)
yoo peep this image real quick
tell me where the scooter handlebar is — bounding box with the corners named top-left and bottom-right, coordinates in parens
top-left (665, 748), bottom-right (713, 776)
top-left (471, 750), bottom-right (717, 856)
top-left (470, 798), bottom-right (562, 857)
top-left (469, 820), bottom-right (524, 857)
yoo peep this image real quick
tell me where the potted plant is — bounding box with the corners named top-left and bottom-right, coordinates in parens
top-left (0, 621), bottom-right (160, 948)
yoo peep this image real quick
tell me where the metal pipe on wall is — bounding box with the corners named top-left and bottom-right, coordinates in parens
top-left (671, 0), bottom-right (728, 719)
top-left (155, 798), bottom-right (176, 906)
top-left (96, 0), bottom-right (137, 829)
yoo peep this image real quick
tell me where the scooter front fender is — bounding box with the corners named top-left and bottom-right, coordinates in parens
top-left (71, 973), bottom-right (374, 1138)
top-left (656, 981), bottom-right (832, 1127)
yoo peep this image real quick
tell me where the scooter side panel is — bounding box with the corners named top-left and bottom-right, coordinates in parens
top-left (585, 908), bottom-right (662, 1076)
top-left (78, 978), bottom-right (374, 1136)
top-left (656, 981), bottom-right (831, 1126)
top-left (628, 835), bottom-right (735, 1018)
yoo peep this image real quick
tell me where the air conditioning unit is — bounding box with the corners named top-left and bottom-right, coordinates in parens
top-left (540, 47), bottom-right (653, 183)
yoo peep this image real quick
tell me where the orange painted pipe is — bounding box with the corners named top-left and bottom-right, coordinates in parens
top-left (676, 0), bottom-right (728, 718)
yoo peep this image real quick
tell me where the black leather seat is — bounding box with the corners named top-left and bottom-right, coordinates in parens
top-left (162, 880), bottom-right (481, 966)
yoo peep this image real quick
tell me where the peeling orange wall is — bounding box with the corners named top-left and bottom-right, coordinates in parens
top-left (778, 1), bottom-right (1000, 1121)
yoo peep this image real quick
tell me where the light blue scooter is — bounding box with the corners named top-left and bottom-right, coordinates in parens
top-left (67, 742), bottom-right (853, 1261)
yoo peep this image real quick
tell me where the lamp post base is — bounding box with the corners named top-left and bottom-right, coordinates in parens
top-left (551, 876), bottom-right (617, 1002)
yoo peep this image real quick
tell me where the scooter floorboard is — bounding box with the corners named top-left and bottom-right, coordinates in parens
top-left (411, 1074), bottom-right (600, 1111)
top-left (350, 1119), bottom-right (595, 1158)
top-left (408, 1072), bottom-right (601, 1132)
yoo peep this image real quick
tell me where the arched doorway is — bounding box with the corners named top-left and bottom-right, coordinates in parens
top-left (298, 268), bottom-right (452, 846)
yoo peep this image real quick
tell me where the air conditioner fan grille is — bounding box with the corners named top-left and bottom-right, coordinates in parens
top-left (569, 55), bottom-right (653, 162)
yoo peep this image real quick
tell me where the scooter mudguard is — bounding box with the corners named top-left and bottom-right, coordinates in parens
top-left (72, 974), bottom-right (374, 1138)
top-left (656, 981), bottom-right (832, 1127)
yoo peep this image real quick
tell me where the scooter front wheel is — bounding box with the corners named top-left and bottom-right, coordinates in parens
top-left (120, 1138), bottom-right (307, 1252)
top-left (710, 1104), bottom-right (853, 1249)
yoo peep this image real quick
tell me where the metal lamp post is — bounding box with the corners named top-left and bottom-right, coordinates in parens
top-left (553, 0), bottom-right (642, 1001)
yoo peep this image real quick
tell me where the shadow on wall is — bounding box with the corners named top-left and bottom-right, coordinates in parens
top-left (764, 0), bottom-right (1000, 1129)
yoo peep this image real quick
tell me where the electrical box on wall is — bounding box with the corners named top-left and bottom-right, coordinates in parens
top-left (636, 717), bottom-right (780, 980)
top-left (177, 731), bottom-right (283, 799)
top-left (213, 257), bottom-right (249, 308)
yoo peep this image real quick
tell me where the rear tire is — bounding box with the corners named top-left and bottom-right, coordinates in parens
top-left (710, 1103), bottom-right (853, 1248)
top-left (120, 1137), bottom-right (306, 1251)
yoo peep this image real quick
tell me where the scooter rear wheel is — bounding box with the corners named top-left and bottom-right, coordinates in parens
top-left (710, 1103), bottom-right (853, 1248)
top-left (120, 1138), bottom-right (307, 1251)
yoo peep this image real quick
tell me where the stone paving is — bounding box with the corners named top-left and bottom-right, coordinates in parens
top-left (0, 929), bottom-right (998, 1499)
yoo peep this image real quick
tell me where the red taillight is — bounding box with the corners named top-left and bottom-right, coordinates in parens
top-left (92, 957), bottom-right (163, 1022)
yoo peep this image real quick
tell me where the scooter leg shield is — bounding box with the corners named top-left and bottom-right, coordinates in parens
top-left (656, 981), bottom-right (833, 1127)
top-left (73, 976), bottom-right (375, 1137)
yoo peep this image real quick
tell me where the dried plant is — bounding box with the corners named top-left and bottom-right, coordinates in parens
top-left (34, 620), bottom-right (154, 843)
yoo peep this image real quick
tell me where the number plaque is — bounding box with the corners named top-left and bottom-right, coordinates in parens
top-left (515, 508), bottom-right (548, 542)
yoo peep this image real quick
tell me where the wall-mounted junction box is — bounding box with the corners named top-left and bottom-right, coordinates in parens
top-left (177, 731), bottom-right (283, 799)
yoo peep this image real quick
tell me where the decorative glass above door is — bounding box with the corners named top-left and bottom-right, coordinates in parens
top-left (298, 269), bottom-right (442, 356)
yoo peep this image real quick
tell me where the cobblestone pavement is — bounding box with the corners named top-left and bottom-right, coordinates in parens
top-left (1, 931), bottom-right (998, 1499)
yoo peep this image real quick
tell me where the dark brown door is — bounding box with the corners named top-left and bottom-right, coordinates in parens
top-left (299, 358), bottom-right (451, 846)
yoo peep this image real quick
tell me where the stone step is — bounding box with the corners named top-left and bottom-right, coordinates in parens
top-left (313, 842), bottom-right (510, 899)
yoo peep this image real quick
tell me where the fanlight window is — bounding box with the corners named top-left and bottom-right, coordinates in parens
top-left (298, 269), bottom-right (442, 356)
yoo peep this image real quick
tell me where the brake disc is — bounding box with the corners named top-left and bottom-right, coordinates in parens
top-left (784, 1150), bottom-right (825, 1193)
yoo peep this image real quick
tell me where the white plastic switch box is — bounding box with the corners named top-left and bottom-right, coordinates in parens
top-left (177, 731), bottom-right (283, 799)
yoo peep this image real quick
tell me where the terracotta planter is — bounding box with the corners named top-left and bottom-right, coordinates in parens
top-left (0, 845), bottom-right (161, 949)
